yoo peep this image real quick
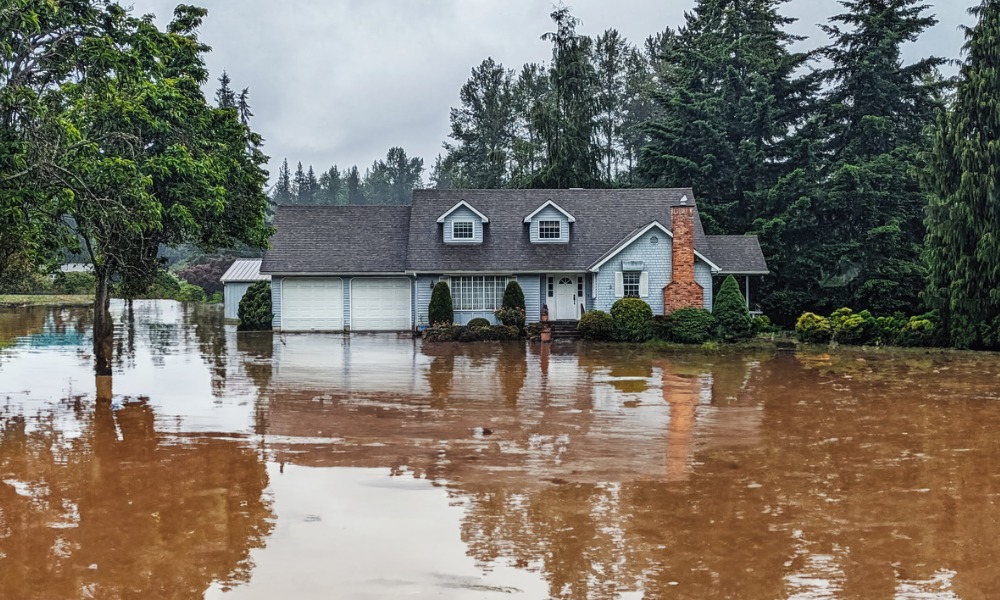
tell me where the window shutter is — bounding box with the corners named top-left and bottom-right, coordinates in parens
top-left (639, 271), bottom-right (649, 297)
top-left (614, 272), bottom-right (624, 298)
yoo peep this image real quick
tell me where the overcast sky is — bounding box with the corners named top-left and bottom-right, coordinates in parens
top-left (127, 1), bottom-right (977, 187)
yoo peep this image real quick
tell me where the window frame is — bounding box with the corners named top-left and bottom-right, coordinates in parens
top-left (622, 271), bottom-right (641, 298)
top-left (538, 220), bottom-right (562, 240)
top-left (451, 220), bottom-right (475, 240)
top-left (450, 275), bottom-right (508, 311)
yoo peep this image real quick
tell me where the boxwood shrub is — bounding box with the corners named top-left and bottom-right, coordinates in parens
top-left (795, 312), bottom-right (832, 344)
top-left (661, 307), bottom-right (716, 344)
top-left (467, 317), bottom-right (491, 328)
top-left (577, 310), bottom-right (614, 341)
top-left (238, 281), bottom-right (273, 331)
top-left (610, 297), bottom-right (653, 342)
top-left (428, 281), bottom-right (454, 325)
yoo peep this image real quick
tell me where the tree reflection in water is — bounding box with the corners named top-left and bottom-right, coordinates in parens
top-left (0, 380), bottom-right (274, 599)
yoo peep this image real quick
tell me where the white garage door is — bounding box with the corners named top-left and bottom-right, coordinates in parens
top-left (351, 278), bottom-right (411, 331)
top-left (282, 278), bottom-right (344, 331)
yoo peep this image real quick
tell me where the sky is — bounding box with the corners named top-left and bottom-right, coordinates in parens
top-left (127, 1), bottom-right (978, 187)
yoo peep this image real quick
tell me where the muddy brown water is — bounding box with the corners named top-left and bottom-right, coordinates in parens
top-left (2, 301), bottom-right (1000, 599)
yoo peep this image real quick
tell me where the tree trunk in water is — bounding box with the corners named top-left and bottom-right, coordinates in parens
top-left (93, 270), bottom-right (114, 375)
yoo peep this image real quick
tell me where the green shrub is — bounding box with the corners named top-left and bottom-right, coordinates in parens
top-left (577, 310), bottom-right (615, 341)
top-left (829, 307), bottom-right (877, 345)
top-left (795, 312), bottom-right (831, 344)
top-left (207, 291), bottom-right (223, 304)
top-left (713, 275), bottom-right (752, 341)
top-left (661, 307), bottom-right (716, 344)
top-left (895, 311), bottom-right (941, 347)
top-left (874, 314), bottom-right (905, 345)
top-left (610, 297), bottom-right (653, 342)
top-left (177, 281), bottom-right (207, 302)
top-left (490, 324), bottom-right (520, 340)
top-left (502, 280), bottom-right (525, 310)
top-left (428, 281), bottom-right (454, 325)
top-left (238, 281), bottom-right (272, 331)
top-left (467, 317), bottom-right (491, 328)
top-left (53, 272), bottom-right (96, 294)
top-left (470, 325), bottom-right (493, 340)
top-left (494, 305), bottom-right (526, 328)
top-left (751, 315), bottom-right (779, 335)
top-left (524, 323), bottom-right (543, 340)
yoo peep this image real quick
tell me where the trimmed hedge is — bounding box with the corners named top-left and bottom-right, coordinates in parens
top-left (429, 281), bottom-right (454, 325)
top-left (610, 297), bottom-right (653, 342)
top-left (423, 324), bottom-right (520, 342)
top-left (467, 317), bottom-right (491, 328)
top-left (713, 275), bottom-right (752, 341)
top-left (796, 312), bottom-right (831, 343)
top-left (238, 281), bottom-right (273, 331)
top-left (577, 310), bottom-right (614, 341)
top-left (658, 308), bottom-right (716, 344)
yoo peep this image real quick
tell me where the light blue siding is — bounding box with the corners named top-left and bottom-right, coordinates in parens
top-left (515, 274), bottom-right (542, 322)
top-left (224, 282), bottom-right (251, 320)
top-left (696, 261), bottom-right (713, 311)
top-left (528, 206), bottom-right (570, 243)
top-left (442, 206), bottom-right (484, 244)
top-left (271, 277), bottom-right (282, 328)
top-left (415, 275), bottom-right (438, 326)
top-left (343, 278), bottom-right (352, 330)
top-left (594, 228), bottom-right (671, 314)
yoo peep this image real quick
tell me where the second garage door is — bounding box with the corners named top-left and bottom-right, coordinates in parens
top-left (351, 278), bottom-right (411, 331)
top-left (282, 278), bottom-right (344, 331)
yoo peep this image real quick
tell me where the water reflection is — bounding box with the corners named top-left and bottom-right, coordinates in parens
top-left (0, 387), bottom-right (274, 598)
top-left (3, 302), bottom-right (1000, 598)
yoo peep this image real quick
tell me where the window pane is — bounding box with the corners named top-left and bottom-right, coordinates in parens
top-left (539, 220), bottom-right (561, 239)
top-left (453, 221), bottom-right (474, 239)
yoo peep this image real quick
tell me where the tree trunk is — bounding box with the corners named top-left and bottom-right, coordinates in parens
top-left (93, 269), bottom-right (114, 375)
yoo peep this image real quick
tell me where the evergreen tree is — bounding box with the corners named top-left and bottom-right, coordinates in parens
top-left (713, 275), bottom-right (752, 341)
top-left (272, 158), bottom-right (293, 205)
top-left (215, 70), bottom-right (236, 109)
top-left (530, 7), bottom-right (601, 189)
top-left (444, 58), bottom-right (516, 188)
top-left (429, 155), bottom-right (458, 189)
top-left (638, 0), bottom-right (813, 234)
top-left (317, 165), bottom-right (344, 205)
top-left (363, 147), bottom-right (423, 204)
top-left (346, 166), bottom-right (365, 204)
top-left (237, 87), bottom-right (252, 125)
top-left (924, 0), bottom-right (1000, 349)
top-left (292, 161), bottom-right (307, 203)
top-left (509, 63), bottom-right (549, 186)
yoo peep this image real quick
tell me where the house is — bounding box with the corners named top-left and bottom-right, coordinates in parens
top-left (220, 259), bottom-right (270, 320)
top-left (259, 189), bottom-right (767, 332)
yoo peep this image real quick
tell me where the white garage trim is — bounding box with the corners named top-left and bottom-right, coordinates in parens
top-left (280, 277), bottom-right (344, 331)
top-left (350, 277), bottom-right (412, 331)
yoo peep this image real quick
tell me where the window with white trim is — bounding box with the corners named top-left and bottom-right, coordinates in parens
top-left (451, 276), bottom-right (508, 311)
top-left (452, 221), bottom-right (474, 240)
top-left (622, 271), bottom-right (641, 298)
top-left (538, 220), bottom-right (561, 239)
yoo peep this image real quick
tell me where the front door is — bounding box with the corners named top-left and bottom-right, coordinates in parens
top-left (554, 276), bottom-right (577, 320)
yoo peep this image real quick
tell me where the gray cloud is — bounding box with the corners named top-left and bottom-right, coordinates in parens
top-left (128, 1), bottom-right (976, 187)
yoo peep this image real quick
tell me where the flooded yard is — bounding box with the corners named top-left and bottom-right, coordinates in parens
top-left (2, 300), bottom-right (1000, 599)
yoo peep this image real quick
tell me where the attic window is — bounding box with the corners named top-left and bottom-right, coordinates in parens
top-left (538, 220), bottom-right (561, 239)
top-left (452, 221), bottom-right (474, 240)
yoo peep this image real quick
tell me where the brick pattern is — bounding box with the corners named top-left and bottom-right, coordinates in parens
top-left (663, 205), bottom-right (704, 313)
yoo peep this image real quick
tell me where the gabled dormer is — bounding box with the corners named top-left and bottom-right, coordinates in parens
top-left (437, 200), bottom-right (489, 244)
top-left (524, 199), bottom-right (575, 244)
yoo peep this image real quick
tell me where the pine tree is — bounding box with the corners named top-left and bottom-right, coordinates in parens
top-left (272, 158), bottom-right (293, 205)
top-left (363, 147), bottom-right (423, 204)
top-left (530, 6), bottom-right (601, 189)
top-left (237, 87), bottom-right (253, 125)
top-left (215, 70), bottom-right (236, 109)
top-left (924, 0), bottom-right (1000, 349)
top-left (292, 162), bottom-right (307, 203)
top-left (346, 166), bottom-right (365, 204)
top-left (318, 165), bottom-right (344, 205)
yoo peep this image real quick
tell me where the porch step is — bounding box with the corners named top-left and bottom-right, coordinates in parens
top-left (547, 320), bottom-right (581, 339)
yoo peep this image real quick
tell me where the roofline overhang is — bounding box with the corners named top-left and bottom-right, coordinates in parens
top-left (262, 271), bottom-right (411, 277)
top-left (522, 199), bottom-right (577, 223)
top-left (716, 270), bottom-right (770, 276)
top-left (436, 200), bottom-right (490, 223)
top-left (587, 221), bottom-right (723, 273)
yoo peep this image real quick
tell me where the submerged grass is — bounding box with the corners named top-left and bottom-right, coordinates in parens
top-left (0, 294), bottom-right (93, 307)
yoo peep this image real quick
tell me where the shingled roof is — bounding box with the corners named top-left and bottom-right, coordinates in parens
top-left (405, 188), bottom-right (708, 272)
top-left (261, 205), bottom-right (411, 273)
top-left (704, 235), bottom-right (769, 275)
top-left (261, 189), bottom-right (768, 275)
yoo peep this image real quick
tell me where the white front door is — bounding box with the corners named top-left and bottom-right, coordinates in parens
top-left (554, 276), bottom-right (577, 320)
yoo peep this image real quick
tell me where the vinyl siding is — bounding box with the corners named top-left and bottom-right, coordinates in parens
top-left (528, 206), bottom-right (570, 243)
top-left (343, 278), bottom-right (352, 330)
top-left (515, 274), bottom-right (542, 322)
top-left (594, 228), bottom-right (670, 314)
top-left (271, 277), bottom-right (282, 328)
top-left (416, 275), bottom-right (439, 326)
top-left (224, 282), bottom-right (252, 320)
top-left (696, 261), bottom-right (713, 311)
top-left (442, 206), bottom-right (484, 244)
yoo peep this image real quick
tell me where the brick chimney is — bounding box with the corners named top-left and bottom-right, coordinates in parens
top-left (662, 196), bottom-right (704, 313)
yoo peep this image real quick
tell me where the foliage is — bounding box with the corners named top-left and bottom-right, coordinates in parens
top-left (422, 324), bottom-right (520, 342)
top-left (502, 280), bottom-right (526, 310)
top-left (894, 311), bottom-right (943, 348)
top-left (176, 257), bottom-right (239, 295)
top-left (128, 272), bottom-right (206, 302)
top-left (828, 307), bottom-right (878, 345)
top-left (795, 312), bottom-right (832, 344)
top-left (923, 0), bottom-right (1000, 349)
top-left (363, 147), bottom-right (424, 205)
top-left (467, 317), bottom-right (491, 329)
top-left (713, 275), bottom-right (752, 341)
top-left (657, 308), bottom-right (717, 344)
top-left (751, 315), bottom-right (780, 336)
top-left (207, 291), bottom-right (223, 304)
top-left (610, 297), bottom-right (653, 342)
top-left (237, 281), bottom-right (272, 331)
top-left (494, 306), bottom-right (526, 329)
top-left (53, 272), bottom-right (97, 295)
top-left (428, 281), bottom-right (454, 326)
top-left (577, 310), bottom-right (615, 341)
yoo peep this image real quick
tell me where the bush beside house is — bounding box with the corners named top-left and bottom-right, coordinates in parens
top-left (713, 275), bottom-right (752, 341)
top-left (611, 298), bottom-right (653, 342)
top-left (429, 281), bottom-right (454, 325)
top-left (654, 308), bottom-right (716, 344)
top-left (237, 281), bottom-right (273, 331)
top-left (577, 310), bottom-right (614, 341)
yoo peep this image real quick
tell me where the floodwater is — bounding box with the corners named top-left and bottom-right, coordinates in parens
top-left (2, 302), bottom-right (1000, 599)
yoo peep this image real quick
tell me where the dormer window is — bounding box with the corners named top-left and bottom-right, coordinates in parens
top-left (538, 220), bottom-right (561, 239)
top-left (452, 221), bottom-right (474, 240)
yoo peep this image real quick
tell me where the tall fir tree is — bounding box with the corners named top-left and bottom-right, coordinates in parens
top-left (317, 165), bottom-right (344, 205)
top-left (237, 87), bottom-right (252, 125)
top-left (272, 158), bottom-right (294, 205)
top-left (638, 0), bottom-right (813, 235)
top-left (363, 147), bottom-right (423, 204)
top-left (924, 0), bottom-right (1000, 349)
top-left (292, 161), bottom-right (307, 203)
top-left (443, 58), bottom-right (516, 188)
top-left (530, 6), bottom-right (601, 189)
top-left (215, 70), bottom-right (236, 109)
top-left (346, 166), bottom-right (365, 204)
